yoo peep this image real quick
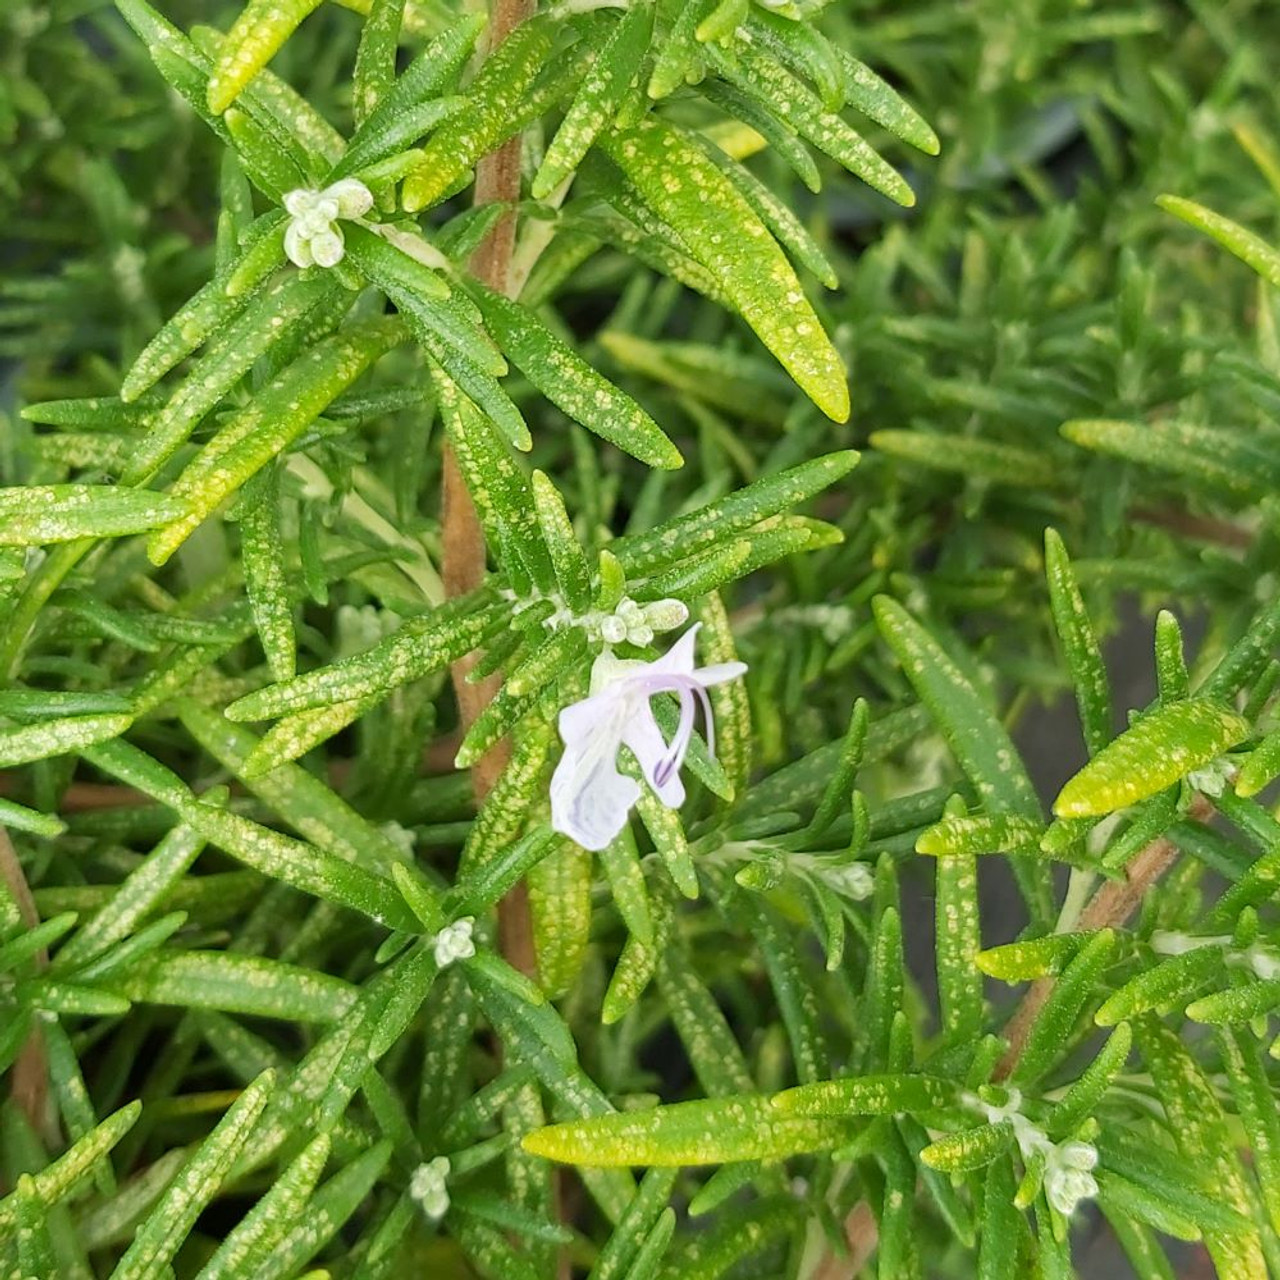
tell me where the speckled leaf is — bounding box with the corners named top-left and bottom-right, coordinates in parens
top-left (534, 3), bottom-right (654, 198)
top-left (148, 316), bottom-right (404, 564)
top-left (976, 931), bottom-right (1094, 982)
top-left (588, 1167), bottom-right (678, 1280)
top-left (118, 230), bottom-right (270, 401)
top-left (529, 837), bottom-right (593, 997)
top-left (1046, 1022), bottom-right (1133, 1138)
top-left (1158, 194), bottom-right (1280, 288)
top-left (531, 471), bottom-right (592, 611)
top-left (432, 372), bottom-right (551, 586)
top-left (612, 450), bottom-right (859, 575)
top-left (916, 813), bottom-right (1045, 858)
top-left (1187, 980), bottom-right (1280, 1026)
top-left (122, 271), bottom-right (343, 484)
top-left (109, 951), bottom-right (355, 1022)
top-left (242, 694), bottom-right (383, 775)
top-left (54, 824), bottom-right (204, 970)
top-left (1135, 1019), bottom-right (1267, 1279)
top-left (0, 713), bottom-right (133, 768)
top-left (207, 0), bottom-right (322, 113)
top-left (699, 138), bottom-right (837, 288)
top-left (1095, 945), bottom-right (1225, 1026)
top-left (771, 1073), bottom-right (955, 1116)
top-left (1218, 1027), bottom-right (1280, 1234)
top-left (1237, 724), bottom-right (1280, 797)
top-left (714, 38), bottom-right (915, 206)
top-left (195, 1133), bottom-right (331, 1280)
top-left (523, 1094), bottom-right (861, 1166)
top-left (467, 280), bottom-right (681, 468)
top-left (0, 1102), bottom-right (141, 1236)
top-left (873, 595), bottom-right (1050, 921)
top-left (601, 117), bottom-right (849, 420)
top-left (935, 852), bottom-right (983, 1042)
top-left (238, 464), bottom-right (294, 682)
top-left (0, 487), bottom-right (185, 546)
top-left (1012, 930), bottom-right (1117, 1086)
top-left (110, 1071), bottom-right (274, 1280)
top-left (1045, 528), bottom-right (1113, 756)
top-left (1054, 699), bottom-right (1249, 818)
top-left (402, 17), bottom-right (559, 211)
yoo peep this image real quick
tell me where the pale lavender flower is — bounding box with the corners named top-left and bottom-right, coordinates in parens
top-left (550, 624), bottom-right (747, 851)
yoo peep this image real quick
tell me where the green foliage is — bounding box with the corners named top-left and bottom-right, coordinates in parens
top-left (4, 1), bottom-right (1280, 1278)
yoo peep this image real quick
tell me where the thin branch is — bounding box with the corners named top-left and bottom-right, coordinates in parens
top-left (0, 825), bottom-right (52, 1140)
top-left (440, 0), bottom-right (538, 981)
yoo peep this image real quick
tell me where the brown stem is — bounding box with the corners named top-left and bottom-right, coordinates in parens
top-left (993, 792), bottom-right (1213, 1081)
top-left (816, 795), bottom-right (1214, 1278)
top-left (0, 826), bottom-right (52, 1140)
top-left (439, 0), bottom-right (537, 980)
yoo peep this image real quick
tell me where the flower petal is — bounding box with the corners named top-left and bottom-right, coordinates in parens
top-left (622, 701), bottom-right (686, 808)
top-left (310, 227), bottom-right (346, 268)
top-left (693, 660), bottom-right (749, 688)
top-left (550, 737), bottom-right (641, 851)
top-left (326, 177), bottom-right (375, 219)
top-left (283, 222), bottom-right (314, 269)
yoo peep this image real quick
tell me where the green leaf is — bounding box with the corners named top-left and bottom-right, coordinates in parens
top-left (534, 3), bottom-right (654, 199)
top-left (226, 592), bottom-right (499, 719)
top-left (1012, 930), bottom-right (1117, 1086)
top-left (601, 117), bottom-right (850, 421)
top-left (1158, 194), bottom-right (1280, 288)
top-left (0, 487), bottom-right (186, 546)
top-left (872, 430), bottom-right (1060, 488)
top-left (467, 282), bottom-right (682, 468)
top-left (348, 9), bottom-right (484, 151)
top-left (523, 1094), bottom-right (861, 1166)
top-left (148, 316), bottom-right (404, 564)
top-left (1054, 699), bottom-right (1249, 817)
top-left (208, 0), bottom-right (322, 113)
top-left (1061, 418), bottom-right (1278, 497)
top-left (194, 1133), bottom-right (331, 1280)
top-left (402, 16), bottom-right (560, 211)
top-left (1045, 528), bottom-right (1113, 757)
top-left (109, 1071), bottom-right (275, 1280)
top-left (613, 450), bottom-right (859, 575)
top-left (1046, 1022), bottom-right (1133, 1137)
top-left (108, 951), bottom-right (356, 1022)
top-left (770, 1073), bottom-right (956, 1116)
top-left (0, 1103), bottom-right (141, 1235)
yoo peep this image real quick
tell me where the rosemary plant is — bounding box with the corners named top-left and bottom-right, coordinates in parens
top-left (3, 1), bottom-right (1280, 1277)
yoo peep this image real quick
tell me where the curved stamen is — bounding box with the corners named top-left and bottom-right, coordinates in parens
top-left (654, 686), bottom-right (696, 786)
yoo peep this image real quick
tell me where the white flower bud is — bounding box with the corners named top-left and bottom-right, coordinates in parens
top-left (281, 179), bottom-right (372, 270)
top-left (641, 599), bottom-right (689, 632)
top-left (431, 917), bottom-right (476, 967)
top-left (600, 615), bottom-right (627, 644)
top-left (626, 624), bottom-right (654, 647)
top-left (410, 1156), bottom-right (451, 1220)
